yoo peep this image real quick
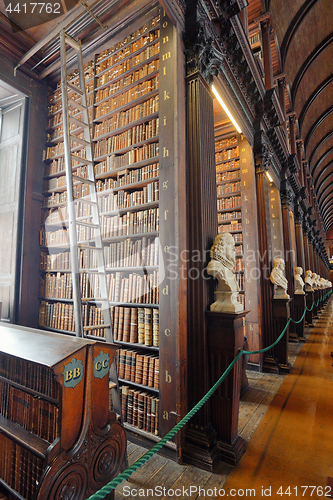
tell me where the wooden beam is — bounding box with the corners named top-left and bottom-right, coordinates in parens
top-left (14, 0), bottom-right (99, 73)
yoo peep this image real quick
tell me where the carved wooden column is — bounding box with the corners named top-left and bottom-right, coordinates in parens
top-left (289, 114), bottom-right (296, 156)
top-left (302, 220), bottom-right (314, 326)
top-left (293, 202), bottom-right (306, 341)
top-left (182, 11), bottom-right (220, 470)
top-left (294, 203), bottom-right (305, 271)
top-left (303, 226), bottom-right (310, 271)
top-left (280, 181), bottom-right (295, 299)
top-left (254, 131), bottom-right (275, 371)
top-left (260, 17), bottom-right (274, 90)
top-left (297, 141), bottom-right (304, 185)
top-left (308, 230), bottom-right (315, 272)
top-left (277, 76), bottom-right (287, 136)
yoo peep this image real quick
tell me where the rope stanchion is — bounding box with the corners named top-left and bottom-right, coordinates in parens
top-left (87, 288), bottom-right (332, 500)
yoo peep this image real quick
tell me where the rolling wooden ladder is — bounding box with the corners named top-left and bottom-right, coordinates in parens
top-left (59, 28), bottom-right (122, 420)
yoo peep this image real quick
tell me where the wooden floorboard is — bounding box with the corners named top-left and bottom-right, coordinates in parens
top-left (115, 309), bottom-right (330, 500)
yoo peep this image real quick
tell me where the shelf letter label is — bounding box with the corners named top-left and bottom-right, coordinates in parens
top-left (165, 328), bottom-right (171, 336)
top-left (94, 350), bottom-right (110, 380)
top-left (163, 285), bottom-right (169, 295)
top-left (63, 358), bottom-right (84, 388)
top-left (163, 411), bottom-right (169, 419)
top-left (165, 370), bottom-right (172, 383)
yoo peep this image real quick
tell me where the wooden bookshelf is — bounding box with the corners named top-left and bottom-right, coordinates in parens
top-left (39, 12), bottom-right (168, 443)
top-left (215, 134), bottom-right (245, 309)
top-left (0, 322), bottom-right (126, 500)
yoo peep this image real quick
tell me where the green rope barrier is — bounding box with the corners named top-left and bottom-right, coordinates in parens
top-left (87, 288), bottom-right (332, 500)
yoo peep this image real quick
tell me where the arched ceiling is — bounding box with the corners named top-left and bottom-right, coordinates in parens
top-left (268, 0), bottom-right (333, 232)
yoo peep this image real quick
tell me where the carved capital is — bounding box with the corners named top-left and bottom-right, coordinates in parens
top-left (260, 16), bottom-right (273, 35)
top-left (276, 74), bottom-right (287, 89)
top-left (300, 186), bottom-right (307, 200)
top-left (287, 153), bottom-right (298, 175)
top-left (254, 129), bottom-right (272, 171)
top-left (294, 202), bottom-right (304, 223)
top-left (184, 15), bottom-right (225, 83)
top-left (280, 184), bottom-right (294, 208)
top-left (288, 113), bottom-right (297, 125)
top-left (219, 0), bottom-right (249, 19)
top-left (264, 87), bottom-right (283, 129)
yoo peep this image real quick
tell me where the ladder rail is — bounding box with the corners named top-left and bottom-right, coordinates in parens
top-left (60, 29), bottom-right (84, 338)
top-left (59, 29), bottom-right (123, 421)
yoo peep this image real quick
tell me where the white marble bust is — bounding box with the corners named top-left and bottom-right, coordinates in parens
top-left (207, 232), bottom-right (243, 313)
top-left (312, 273), bottom-right (319, 290)
top-left (270, 257), bottom-right (290, 299)
top-left (304, 270), bottom-right (314, 291)
top-left (294, 267), bottom-right (305, 295)
top-left (319, 277), bottom-right (326, 289)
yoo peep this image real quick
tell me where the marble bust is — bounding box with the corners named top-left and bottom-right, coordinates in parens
top-left (270, 257), bottom-right (290, 299)
top-left (207, 232), bottom-right (243, 313)
top-left (304, 270), bottom-right (314, 291)
top-left (319, 277), bottom-right (325, 289)
top-left (312, 273), bottom-right (319, 290)
top-left (294, 267), bottom-right (305, 295)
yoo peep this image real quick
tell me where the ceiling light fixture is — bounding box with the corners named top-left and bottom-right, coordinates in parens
top-left (266, 172), bottom-right (273, 183)
top-left (212, 85), bottom-right (242, 133)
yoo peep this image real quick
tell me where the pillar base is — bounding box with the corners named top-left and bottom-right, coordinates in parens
top-left (218, 435), bottom-right (246, 466)
top-left (182, 426), bottom-right (220, 472)
top-left (271, 298), bottom-right (291, 373)
top-left (263, 355), bottom-right (280, 374)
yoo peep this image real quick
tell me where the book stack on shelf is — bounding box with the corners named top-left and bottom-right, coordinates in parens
top-left (215, 134), bottom-right (245, 308)
top-left (39, 14), bottom-right (162, 439)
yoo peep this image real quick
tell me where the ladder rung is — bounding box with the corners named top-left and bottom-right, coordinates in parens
top-left (72, 174), bottom-right (95, 185)
top-left (69, 134), bottom-right (90, 147)
top-left (77, 242), bottom-right (103, 249)
top-left (68, 98), bottom-right (86, 112)
top-left (69, 116), bottom-right (88, 129)
top-left (81, 297), bottom-right (109, 303)
top-left (74, 197), bottom-right (97, 205)
top-left (71, 154), bottom-right (93, 166)
top-left (67, 82), bottom-right (84, 95)
top-left (65, 35), bottom-right (80, 51)
top-left (75, 220), bottom-right (99, 228)
top-left (83, 324), bottom-right (109, 330)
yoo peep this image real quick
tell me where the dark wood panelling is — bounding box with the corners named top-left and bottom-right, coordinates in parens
top-left (182, 70), bottom-right (219, 470)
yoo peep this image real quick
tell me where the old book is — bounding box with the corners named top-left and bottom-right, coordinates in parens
top-left (129, 307), bottom-right (138, 343)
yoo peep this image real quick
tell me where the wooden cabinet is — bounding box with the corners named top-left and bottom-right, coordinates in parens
top-left (0, 322), bottom-right (126, 500)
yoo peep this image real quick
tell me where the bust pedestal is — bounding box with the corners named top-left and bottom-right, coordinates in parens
top-left (271, 298), bottom-right (291, 373)
top-left (206, 310), bottom-right (248, 466)
top-left (313, 289), bottom-right (319, 318)
top-left (305, 290), bottom-right (314, 327)
top-left (293, 293), bottom-right (306, 342)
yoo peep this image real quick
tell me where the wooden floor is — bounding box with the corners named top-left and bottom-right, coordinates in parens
top-left (114, 301), bottom-right (330, 500)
